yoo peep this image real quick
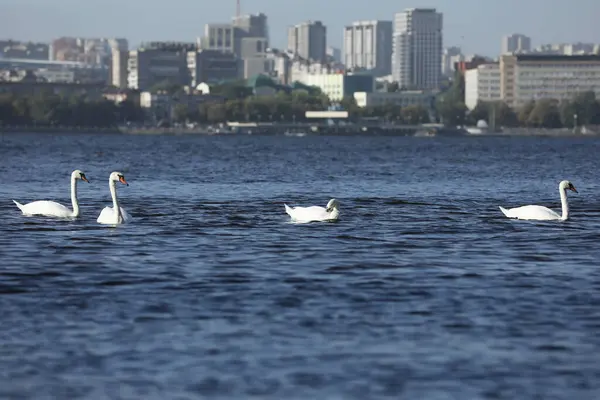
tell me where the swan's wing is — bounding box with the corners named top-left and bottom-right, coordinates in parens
top-left (499, 205), bottom-right (560, 220)
top-left (97, 206), bottom-right (115, 224)
top-left (120, 207), bottom-right (132, 222)
top-left (16, 200), bottom-right (72, 217)
top-left (284, 204), bottom-right (294, 217)
top-left (286, 205), bottom-right (330, 222)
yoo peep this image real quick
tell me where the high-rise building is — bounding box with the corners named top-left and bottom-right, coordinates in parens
top-left (232, 13), bottom-right (269, 42)
top-left (501, 34), bottom-right (531, 54)
top-left (111, 49), bottom-right (129, 89)
top-left (392, 8), bottom-right (443, 90)
top-left (343, 20), bottom-right (393, 76)
top-left (127, 42), bottom-right (196, 91)
top-left (442, 46), bottom-right (464, 76)
top-left (201, 24), bottom-right (235, 54)
top-left (287, 21), bottom-right (327, 62)
top-left (327, 46), bottom-right (342, 63)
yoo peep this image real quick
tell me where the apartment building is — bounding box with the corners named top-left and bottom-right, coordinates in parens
top-left (500, 54), bottom-right (600, 108)
top-left (343, 20), bottom-right (393, 76)
top-left (127, 42), bottom-right (196, 91)
top-left (464, 63), bottom-right (501, 109)
top-left (288, 21), bottom-right (327, 62)
top-left (392, 8), bottom-right (443, 90)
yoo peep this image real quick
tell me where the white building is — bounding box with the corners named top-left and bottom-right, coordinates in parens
top-left (111, 49), bottom-right (128, 88)
top-left (299, 72), bottom-right (374, 102)
top-left (501, 34), bottom-right (531, 54)
top-left (287, 21), bottom-right (327, 62)
top-left (343, 20), bottom-right (393, 76)
top-left (392, 8), bottom-right (443, 90)
top-left (532, 42), bottom-right (600, 56)
top-left (500, 54), bottom-right (600, 108)
top-left (464, 63), bottom-right (501, 110)
top-left (354, 90), bottom-right (435, 110)
top-left (35, 68), bottom-right (75, 83)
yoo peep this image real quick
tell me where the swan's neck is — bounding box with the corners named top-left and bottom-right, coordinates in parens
top-left (559, 187), bottom-right (569, 220)
top-left (110, 180), bottom-right (121, 223)
top-left (70, 176), bottom-right (79, 217)
top-left (329, 207), bottom-right (340, 220)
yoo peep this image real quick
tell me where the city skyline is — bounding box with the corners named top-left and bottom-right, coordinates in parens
top-left (2, 0), bottom-right (599, 56)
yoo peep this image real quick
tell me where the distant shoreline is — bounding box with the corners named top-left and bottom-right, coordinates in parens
top-left (1, 125), bottom-right (598, 137)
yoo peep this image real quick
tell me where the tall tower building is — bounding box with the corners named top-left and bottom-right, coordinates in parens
top-left (343, 20), bottom-right (393, 76)
top-left (392, 8), bottom-right (443, 90)
top-left (287, 21), bottom-right (327, 62)
top-left (501, 34), bottom-right (531, 54)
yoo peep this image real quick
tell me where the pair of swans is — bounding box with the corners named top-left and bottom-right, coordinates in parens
top-left (285, 180), bottom-right (577, 224)
top-left (13, 170), bottom-right (131, 225)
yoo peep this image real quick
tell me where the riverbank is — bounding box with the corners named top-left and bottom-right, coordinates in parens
top-left (1, 124), bottom-right (598, 137)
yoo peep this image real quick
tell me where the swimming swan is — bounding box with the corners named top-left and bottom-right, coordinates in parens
top-left (499, 180), bottom-right (577, 221)
top-left (284, 198), bottom-right (340, 223)
top-left (97, 171), bottom-right (131, 225)
top-left (12, 169), bottom-right (90, 218)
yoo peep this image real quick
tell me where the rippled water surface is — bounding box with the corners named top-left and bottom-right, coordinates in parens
top-left (2, 132), bottom-right (600, 399)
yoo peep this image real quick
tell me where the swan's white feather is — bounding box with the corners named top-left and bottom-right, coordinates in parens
top-left (97, 206), bottom-right (131, 225)
top-left (285, 204), bottom-right (337, 223)
top-left (13, 199), bottom-right (74, 218)
top-left (499, 205), bottom-right (560, 221)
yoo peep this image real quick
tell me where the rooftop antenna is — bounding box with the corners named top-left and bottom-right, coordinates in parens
top-left (236, 0), bottom-right (241, 18)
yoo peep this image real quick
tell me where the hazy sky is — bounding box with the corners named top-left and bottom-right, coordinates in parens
top-left (2, 0), bottom-right (599, 56)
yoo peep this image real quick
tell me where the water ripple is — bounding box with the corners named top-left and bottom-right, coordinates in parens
top-left (1, 134), bottom-right (600, 398)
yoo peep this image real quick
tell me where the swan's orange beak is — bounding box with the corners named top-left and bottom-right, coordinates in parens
top-left (569, 185), bottom-right (578, 193)
top-left (81, 175), bottom-right (89, 183)
top-left (119, 176), bottom-right (129, 186)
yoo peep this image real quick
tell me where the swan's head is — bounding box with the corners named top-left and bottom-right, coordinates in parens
top-left (326, 198), bottom-right (340, 212)
top-left (560, 180), bottom-right (577, 193)
top-left (110, 171), bottom-right (128, 186)
top-left (72, 169), bottom-right (89, 183)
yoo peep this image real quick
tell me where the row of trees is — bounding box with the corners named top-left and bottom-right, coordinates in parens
top-left (0, 92), bottom-right (145, 127)
top-left (463, 92), bottom-right (600, 129)
top-left (169, 90), bottom-right (432, 125)
top-left (2, 78), bottom-right (600, 129)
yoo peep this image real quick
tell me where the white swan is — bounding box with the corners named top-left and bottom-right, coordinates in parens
top-left (12, 169), bottom-right (90, 218)
top-left (499, 180), bottom-right (578, 221)
top-left (97, 171), bottom-right (131, 225)
top-left (284, 198), bottom-right (340, 223)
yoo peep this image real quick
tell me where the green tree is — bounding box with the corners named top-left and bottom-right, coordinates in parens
top-left (387, 81), bottom-right (399, 93)
top-left (527, 99), bottom-right (562, 128)
top-left (436, 99), bottom-right (467, 126)
top-left (117, 99), bottom-right (145, 123)
top-left (149, 80), bottom-right (184, 95)
top-left (518, 100), bottom-right (536, 126)
top-left (572, 91), bottom-right (600, 125)
top-left (435, 71), bottom-right (466, 125)
top-left (468, 101), bottom-right (489, 124)
top-left (401, 105), bottom-right (430, 124)
top-left (172, 103), bottom-right (190, 123)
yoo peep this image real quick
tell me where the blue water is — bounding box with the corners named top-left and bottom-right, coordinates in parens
top-left (1, 132), bottom-right (600, 399)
